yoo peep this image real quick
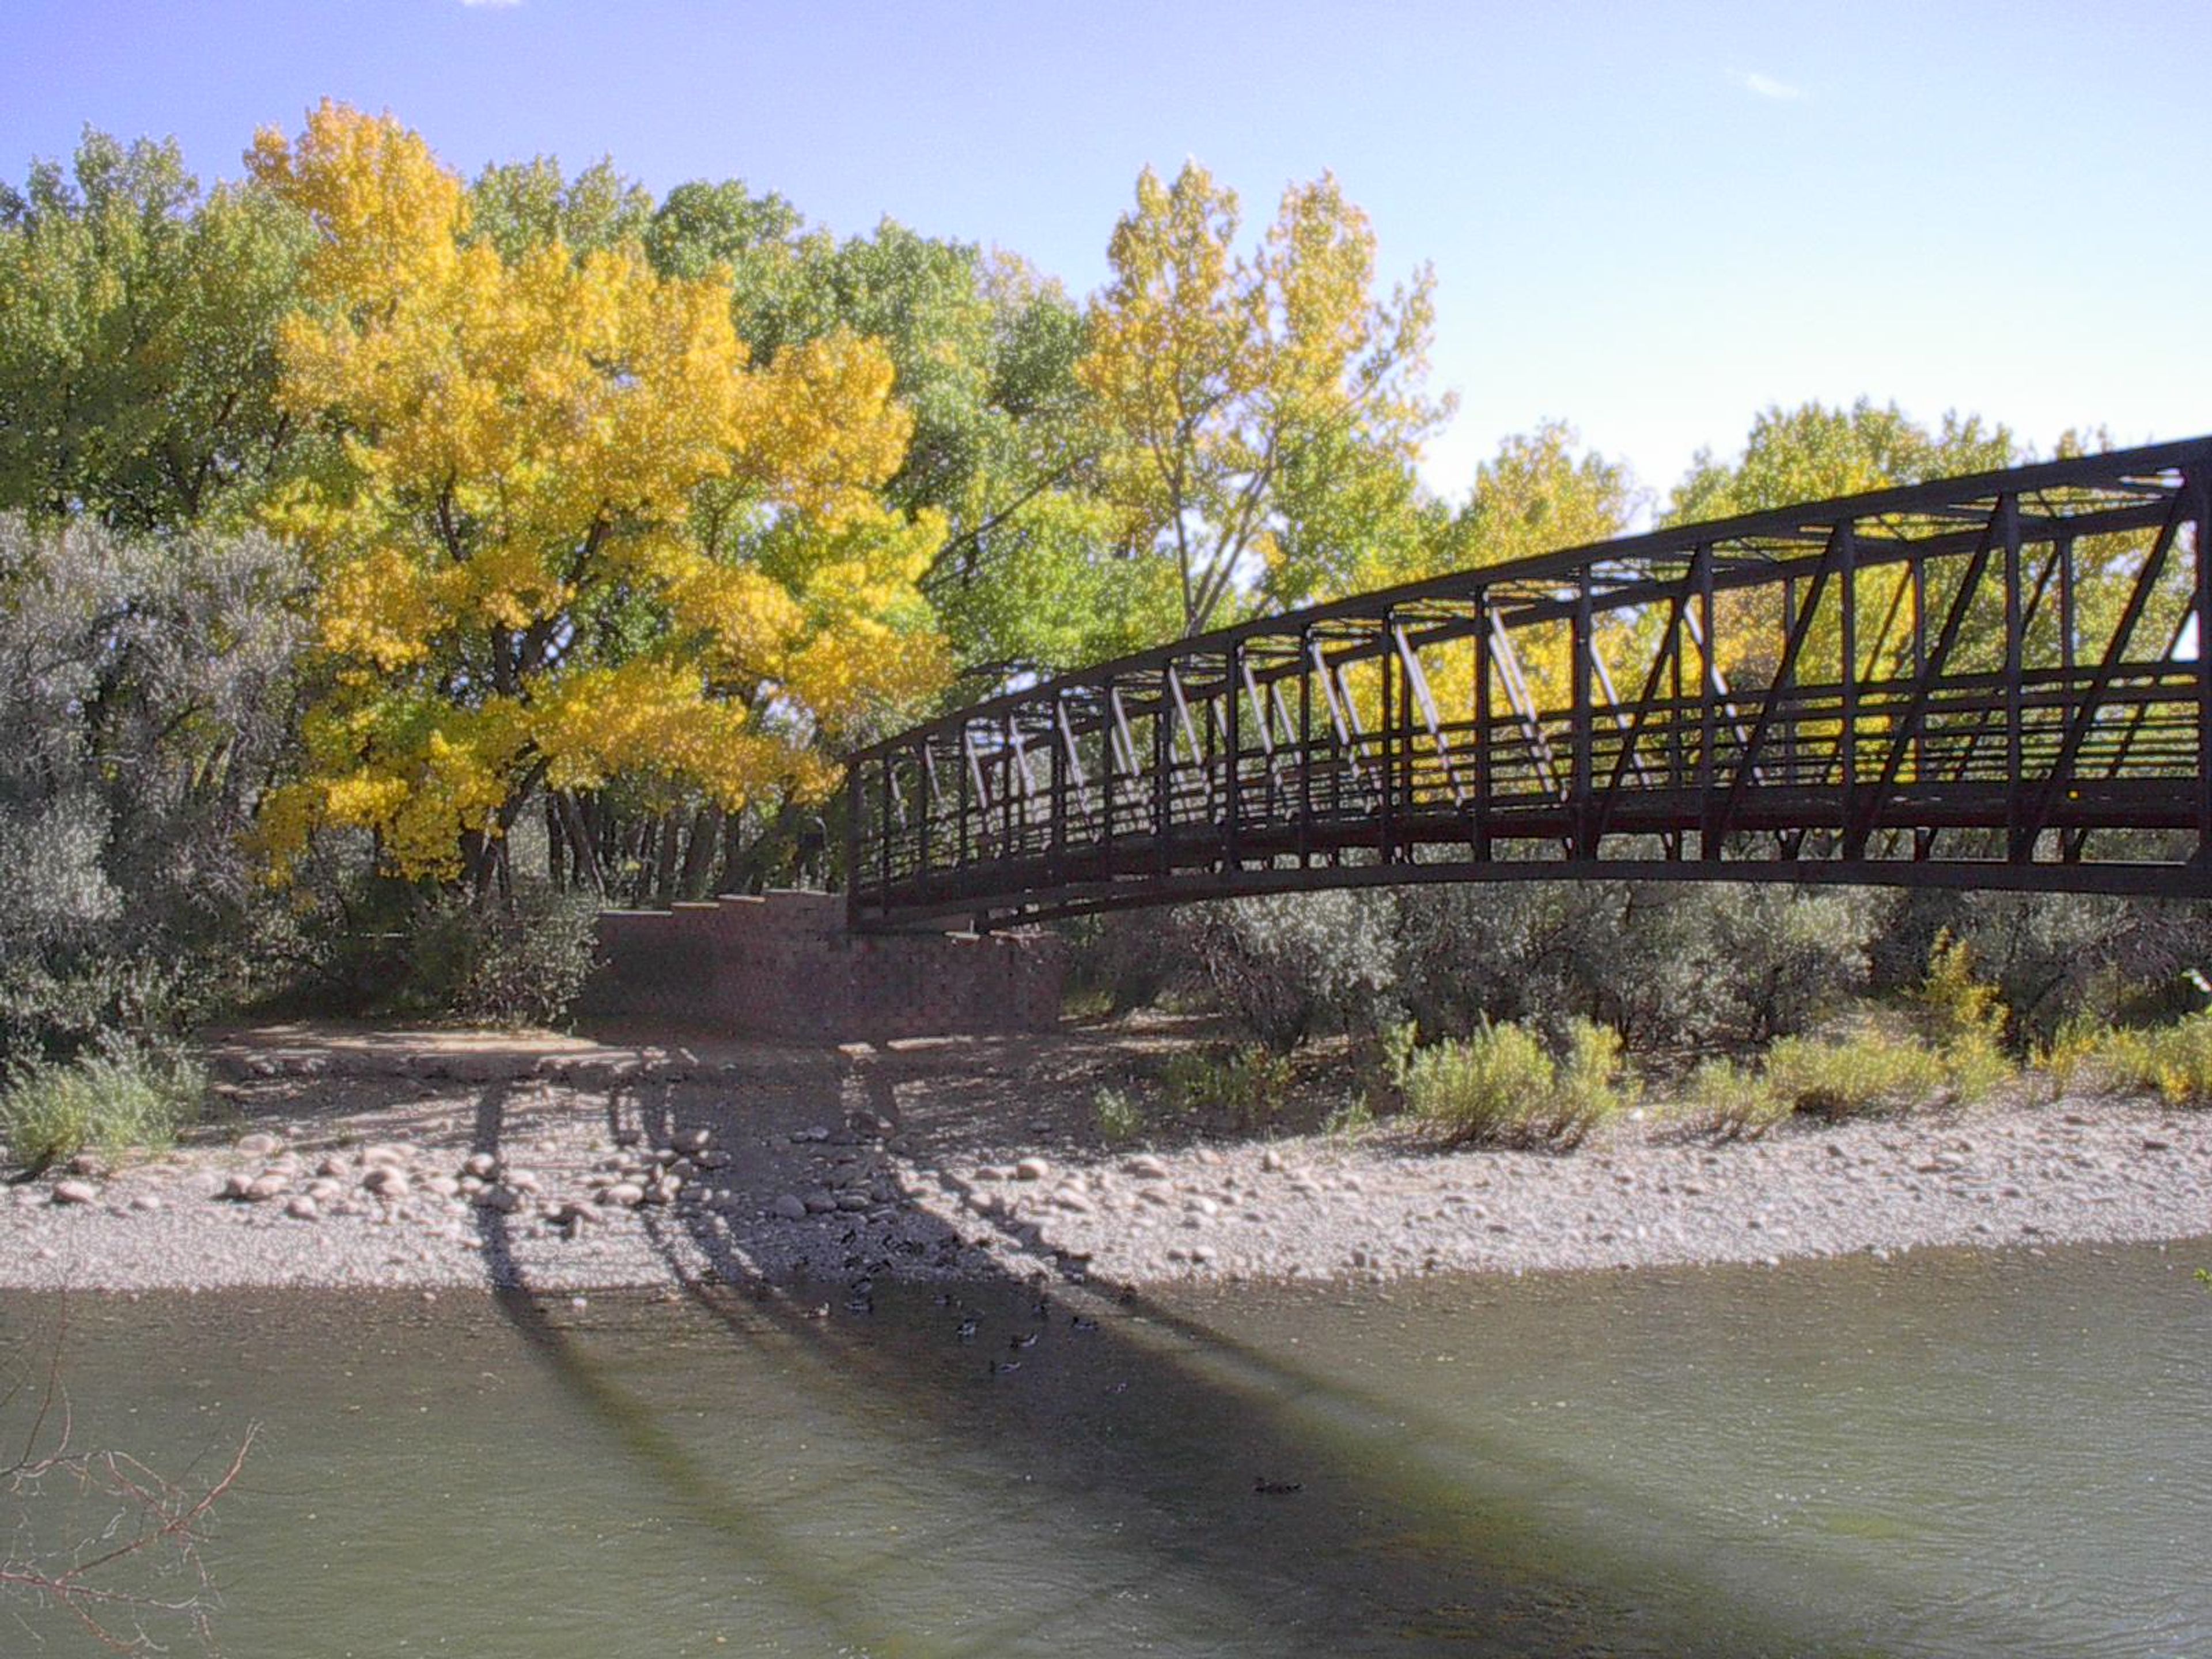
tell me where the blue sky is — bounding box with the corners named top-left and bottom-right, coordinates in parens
top-left (10, 1), bottom-right (2207, 505)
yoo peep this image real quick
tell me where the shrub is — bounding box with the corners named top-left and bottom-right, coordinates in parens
top-left (1169, 891), bottom-right (1400, 1050)
top-left (1763, 1028), bottom-right (1947, 1119)
top-left (1, 1041), bottom-right (206, 1171)
top-left (1680, 1057), bottom-right (1789, 1139)
top-left (1403, 1016), bottom-right (1628, 1150)
top-left (1092, 1085), bottom-right (1143, 1145)
top-left (2084, 1013), bottom-right (2212, 1105)
top-left (1322, 1093), bottom-right (1376, 1139)
top-left (1392, 881), bottom-right (1875, 1053)
top-left (1161, 1044), bottom-right (1294, 1131)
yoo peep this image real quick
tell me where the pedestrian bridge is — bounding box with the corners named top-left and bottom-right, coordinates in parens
top-left (846, 438), bottom-right (2212, 929)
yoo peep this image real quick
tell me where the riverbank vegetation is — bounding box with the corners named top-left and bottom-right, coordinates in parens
top-left (0, 107), bottom-right (2205, 1171)
top-left (1066, 891), bottom-right (2212, 1145)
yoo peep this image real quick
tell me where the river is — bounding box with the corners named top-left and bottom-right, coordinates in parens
top-left (4, 1238), bottom-right (2207, 1656)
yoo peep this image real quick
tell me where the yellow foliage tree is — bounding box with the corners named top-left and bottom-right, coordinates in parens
top-left (1077, 162), bottom-right (1446, 636)
top-left (248, 103), bottom-right (947, 885)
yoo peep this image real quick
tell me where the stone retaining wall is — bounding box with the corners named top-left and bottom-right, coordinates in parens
top-left (577, 889), bottom-right (1065, 1040)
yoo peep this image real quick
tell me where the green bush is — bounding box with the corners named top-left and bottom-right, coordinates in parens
top-left (2081, 1012), bottom-right (2212, 1105)
top-left (1403, 1016), bottom-right (1628, 1150)
top-left (1, 1041), bottom-right (206, 1171)
top-left (1763, 1028), bottom-right (1947, 1119)
top-left (1681, 1056), bottom-right (1790, 1139)
top-left (1092, 1085), bottom-right (1143, 1145)
top-left (354, 882), bottom-right (597, 1025)
top-left (1161, 1044), bottom-right (1294, 1131)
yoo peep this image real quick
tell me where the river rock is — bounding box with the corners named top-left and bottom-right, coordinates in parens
top-left (236, 1131), bottom-right (284, 1159)
top-left (1052, 1188), bottom-right (1094, 1214)
top-left (674, 1127), bottom-right (711, 1154)
top-left (362, 1165), bottom-right (411, 1199)
top-left (1015, 1157), bottom-right (1051, 1183)
top-left (1124, 1154), bottom-right (1170, 1180)
top-left (285, 1194), bottom-right (319, 1221)
top-left (362, 1143), bottom-right (414, 1170)
top-left (245, 1173), bottom-right (290, 1203)
top-left (476, 1185), bottom-right (524, 1214)
top-left (463, 1152), bottom-right (499, 1180)
top-left (604, 1181), bottom-right (646, 1209)
top-left (50, 1179), bottom-right (97, 1206)
top-left (770, 1193), bottom-right (809, 1221)
top-left (801, 1188), bottom-right (838, 1214)
top-left (129, 1192), bottom-right (161, 1213)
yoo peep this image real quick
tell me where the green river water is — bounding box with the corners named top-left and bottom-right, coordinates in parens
top-left (3, 1239), bottom-right (2207, 1656)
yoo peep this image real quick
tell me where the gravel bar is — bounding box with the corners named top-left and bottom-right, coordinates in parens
top-left (2, 1022), bottom-right (2209, 1294)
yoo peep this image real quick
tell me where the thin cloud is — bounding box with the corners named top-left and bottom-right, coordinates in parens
top-left (1732, 69), bottom-right (1804, 101)
top-left (459, 0), bottom-right (522, 9)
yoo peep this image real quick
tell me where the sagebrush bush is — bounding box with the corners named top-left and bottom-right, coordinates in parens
top-left (1404, 1016), bottom-right (1627, 1149)
top-left (406, 884), bottom-right (602, 1027)
top-left (0, 518), bottom-right (304, 1062)
top-left (1, 1041), bottom-right (206, 1171)
top-left (1164, 891), bottom-right (1400, 1050)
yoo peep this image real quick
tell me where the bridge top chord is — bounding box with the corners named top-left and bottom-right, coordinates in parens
top-left (848, 437), bottom-right (2212, 930)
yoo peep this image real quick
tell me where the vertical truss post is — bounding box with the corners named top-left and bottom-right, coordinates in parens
top-left (1297, 627), bottom-right (1315, 868)
top-left (1001, 714), bottom-right (1016, 863)
top-left (916, 737), bottom-right (934, 887)
top-left (1911, 558), bottom-right (1928, 786)
top-left (1379, 612), bottom-right (1397, 861)
top-left (845, 758), bottom-right (865, 926)
top-left (1838, 521), bottom-right (1858, 846)
top-left (1697, 545), bottom-right (1720, 860)
top-left (1473, 590), bottom-right (1493, 861)
top-left (1049, 695), bottom-right (1067, 881)
top-left (2001, 494), bottom-right (2026, 859)
top-left (958, 725), bottom-right (975, 866)
top-left (2196, 468), bottom-right (2212, 863)
top-left (1153, 675), bottom-right (1172, 877)
top-left (2058, 532), bottom-right (2077, 676)
top-left (1666, 581), bottom-right (1685, 796)
top-left (1781, 573), bottom-right (1798, 780)
top-left (1225, 645), bottom-right (1242, 873)
top-left (1573, 570), bottom-right (1594, 859)
top-left (877, 752), bottom-right (893, 906)
top-left (1100, 679), bottom-right (1117, 875)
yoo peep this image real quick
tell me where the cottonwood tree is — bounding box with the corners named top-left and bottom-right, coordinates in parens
top-left (248, 103), bottom-right (948, 893)
top-left (1078, 161), bottom-right (1448, 635)
top-left (0, 130), bottom-right (309, 531)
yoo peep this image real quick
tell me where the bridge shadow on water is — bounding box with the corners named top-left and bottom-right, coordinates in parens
top-left (457, 1067), bottom-right (2045, 1658)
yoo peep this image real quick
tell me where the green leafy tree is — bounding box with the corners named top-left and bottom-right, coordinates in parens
top-left (0, 129), bottom-right (310, 531)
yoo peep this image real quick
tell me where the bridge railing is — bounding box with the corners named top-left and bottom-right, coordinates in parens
top-left (848, 438), bottom-right (2212, 928)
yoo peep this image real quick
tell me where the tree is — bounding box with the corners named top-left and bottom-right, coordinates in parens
top-left (1077, 162), bottom-right (1448, 635)
top-left (248, 103), bottom-right (947, 892)
top-left (0, 129), bottom-right (310, 532)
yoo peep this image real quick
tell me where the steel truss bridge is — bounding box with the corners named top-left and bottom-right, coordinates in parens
top-left (847, 438), bottom-right (2212, 930)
